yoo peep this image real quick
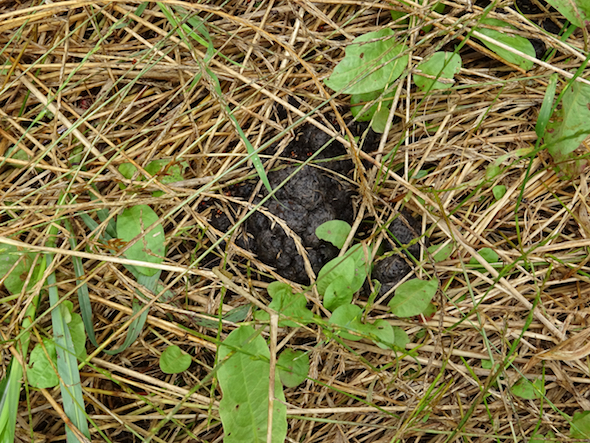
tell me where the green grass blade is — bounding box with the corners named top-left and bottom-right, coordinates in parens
top-left (63, 217), bottom-right (99, 349)
top-left (0, 360), bottom-right (20, 443)
top-left (535, 73), bottom-right (558, 138)
top-left (46, 203), bottom-right (89, 442)
top-left (45, 255), bottom-right (90, 442)
top-left (157, 3), bottom-right (273, 195)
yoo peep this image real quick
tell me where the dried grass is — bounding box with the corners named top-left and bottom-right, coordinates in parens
top-left (1, 0), bottom-right (590, 442)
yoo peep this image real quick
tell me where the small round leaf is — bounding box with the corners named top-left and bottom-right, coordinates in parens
top-left (316, 220), bottom-right (352, 249)
top-left (277, 349), bottom-right (309, 388)
top-left (160, 345), bottom-right (191, 374)
top-left (492, 185), bottom-right (507, 200)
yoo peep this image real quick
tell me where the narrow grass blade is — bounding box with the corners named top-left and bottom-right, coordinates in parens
top-left (45, 255), bottom-right (90, 442)
top-left (0, 361), bottom-right (20, 443)
top-left (157, 3), bottom-right (273, 194)
top-left (46, 206), bottom-right (89, 442)
top-left (536, 73), bottom-right (558, 138)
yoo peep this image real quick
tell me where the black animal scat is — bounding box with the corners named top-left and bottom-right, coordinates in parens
top-left (210, 124), bottom-right (424, 289)
top-left (368, 211), bottom-right (425, 299)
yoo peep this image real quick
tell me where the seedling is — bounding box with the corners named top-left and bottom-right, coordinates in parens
top-left (324, 11), bottom-right (545, 133)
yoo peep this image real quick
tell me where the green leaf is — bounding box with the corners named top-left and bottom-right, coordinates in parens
top-left (346, 243), bottom-right (373, 291)
top-left (329, 304), bottom-right (364, 341)
top-left (469, 247), bottom-right (499, 265)
top-left (0, 245), bottom-right (41, 294)
top-left (60, 301), bottom-right (87, 359)
top-left (317, 244), bottom-right (371, 302)
top-left (571, 410), bottom-right (590, 439)
top-left (145, 159), bottom-right (189, 184)
top-left (316, 256), bottom-right (355, 296)
top-left (351, 91), bottom-right (382, 122)
top-left (536, 73), bottom-right (558, 138)
top-left (325, 28), bottom-right (409, 94)
top-left (486, 164), bottom-right (502, 180)
top-left (388, 278), bottom-right (438, 317)
top-left (545, 81), bottom-right (590, 166)
top-left (46, 245), bottom-right (90, 442)
top-left (217, 326), bottom-right (287, 443)
top-left (367, 319), bottom-right (395, 350)
top-left (116, 205), bottom-right (166, 276)
top-left (277, 349), bottom-right (309, 388)
top-left (390, 10), bottom-right (408, 24)
top-left (224, 305), bottom-right (251, 323)
top-left (392, 326), bottom-right (410, 348)
top-left (427, 243), bottom-right (453, 262)
top-left (511, 377), bottom-right (545, 399)
top-left (324, 278), bottom-right (354, 312)
top-left (370, 105), bottom-right (391, 133)
top-left (118, 162), bottom-right (137, 179)
top-left (160, 346), bottom-right (192, 374)
top-left (28, 339), bottom-right (58, 389)
top-left (414, 52), bottom-right (461, 91)
top-left (315, 220), bottom-right (352, 249)
top-left (475, 18), bottom-right (535, 71)
top-left (492, 185), bottom-right (507, 200)
top-left (545, 0), bottom-right (590, 27)
top-left (255, 282), bottom-right (313, 327)
top-left (421, 302), bottom-right (437, 318)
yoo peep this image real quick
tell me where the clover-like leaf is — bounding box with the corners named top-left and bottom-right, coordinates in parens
top-left (427, 243), bottom-right (453, 262)
top-left (367, 319), bottom-right (395, 350)
top-left (545, 81), bottom-right (590, 177)
top-left (255, 281), bottom-right (313, 327)
top-left (316, 256), bottom-right (355, 296)
top-left (511, 377), bottom-right (545, 399)
top-left (324, 278), bottom-right (354, 312)
top-left (0, 244), bottom-right (42, 294)
top-left (571, 410), bottom-right (590, 439)
top-left (329, 304), bottom-right (364, 341)
top-left (469, 247), bottom-right (499, 265)
top-left (545, 0), bottom-right (590, 27)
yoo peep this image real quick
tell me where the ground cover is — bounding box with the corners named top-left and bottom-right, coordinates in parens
top-left (1, 0), bottom-right (590, 442)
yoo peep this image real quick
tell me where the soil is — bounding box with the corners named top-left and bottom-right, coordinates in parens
top-left (211, 124), bottom-right (424, 293)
